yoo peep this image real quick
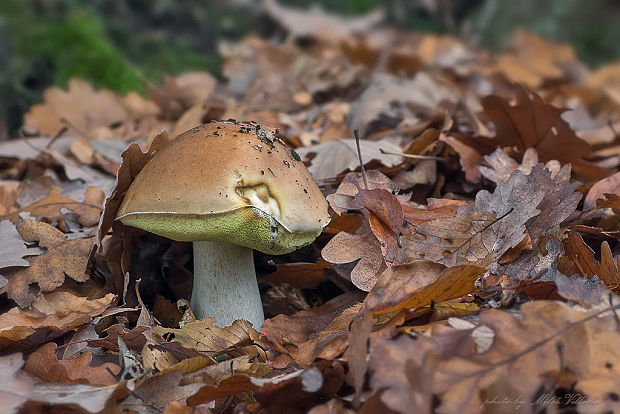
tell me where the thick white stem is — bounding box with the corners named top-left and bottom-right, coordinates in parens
top-left (190, 241), bottom-right (265, 330)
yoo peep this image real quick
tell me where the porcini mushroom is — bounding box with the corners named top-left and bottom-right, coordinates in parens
top-left (116, 121), bottom-right (330, 329)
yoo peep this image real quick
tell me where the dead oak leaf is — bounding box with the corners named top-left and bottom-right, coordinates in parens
top-left (479, 147), bottom-right (560, 184)
top-left (0, 292), bottom-right (115, 351)
top-left (153, 318), bottom-right (254, 356)
top-left (8, 186), bottom-right (104, 232)
top-left (365, 262), bottom-right (484, 314)
top-left (401, 168), bottom-right (544, 268)
top-left (23, 78), bottom-right (128, 136)
top-left (259, 291), bottom-right (364, 368)
top-left (564, 232), bottom-right (620, 288)
top-left (433, 300), bottom-right (620, 413)
top-left (0, 353), bottom-right (34, 414)
top-left (482, 85), bottom-right (608, 178)
top-left (321, 219), bottom-right (386, 291)
top-left (0, 220), bottom-right (33, 270)
top-left (2, 220), bottom-right (93, 307)
top-left (584, 170), bottom-right (620, 211)
top-left (94, 130), bottom-right (169, 252)
top-left (296, 139), bottom-right (404, 181)
top-left (25, 342), bottom-right (120, 385)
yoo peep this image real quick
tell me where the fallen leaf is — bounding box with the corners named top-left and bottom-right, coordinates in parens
top-left (2, 220), bottom-right (93, 307)
top-left (433, 300), bottom-right (620, 413)
top-left (0, 220), bottom-right (32, 270)
top-left (564, 232), bottom-right (620, 287)
top-left (153, 318), bottom-right (254, 356)
top-left (0, 292), bottom-right (115, 351)
top-left (24, 78), bottom-right (128, 136)
top-left (482, 85), bottom-right (608, 178)
top-left (296, 138), bottom-right (404, 181)
top-left (0, 353), bottom-right (34, 414)
top-left (366, 262), bottom-right (484, 314)
top-left (584, 170), bottom-right (620, 210)
top-left (25, 342), bottom-right (120, 385)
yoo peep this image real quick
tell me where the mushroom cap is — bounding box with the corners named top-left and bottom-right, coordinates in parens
top-left (116, 121), bottom-right (330, 254)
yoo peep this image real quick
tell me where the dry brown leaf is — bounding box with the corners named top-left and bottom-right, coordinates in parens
top-left (564, 232), bottom-right (620, 287)
top-left (368, 335), bottom-right (437, 414)
top-left (482, 85), bottom-right (608, 178)
top-left (349, 72), bottom-right (458, 137)
top-left (2, 220), bottom-right (93, 307)
top-left (149, 72), bottom-right (216, 119)
top-left (94, 130), bottom-right (169, 252)
top-left (260, 292), bottom-right (364, 367)
top-left (10, 186), bottom-right (104, 231)
top-left (433, 300), bottom-right (620, 413)
top-left (25, 342), bottom-right (120, 385)
top-left (23, 78), bottom-right (128, 136)
top-left (493, 30), bottom-right (576, 88)
top-left (266, 259), bottom-right (330, 289)
top-left (321, 219), bottom-right (386, 291)
top-left (343, 308), bottom-right (374, 408)
top-left (366, 262), bottom-right (484, 314)
top-left (296, 138), bottom-right (404, 181)
top-left (0, 220), bottom-right (32, 270)
top-left (479, 147), bottom-right (560, 184)
top-left (153, 318), bottom-right (254, 356)
top-left (0, 292), bottom-right (115, 351)
top-left (584, 170), bottom-right (620, 210)
top-left (0, 353), bottom-right (34, 414)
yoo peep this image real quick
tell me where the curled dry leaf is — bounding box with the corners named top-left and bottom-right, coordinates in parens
top-left (153, 318), bottom-right (254, 356)
top-left (366, 262), bottom-right (484, 314)
top-left (321, 219), bottom-right (386, 291)
top-left (482, 85), bottom-right (608, 178)
top-left (0, 292), bottom-right (115, 351)
top-left (260, 291), bottom-right (364, 367)
top-left (94, 130), bottom-right (170, 252)
top-left (564, 232), bottom-right (620, 288)
top-left (584, 170), bottom-right (620, 211)
top-left (2, 220), bottom-right (93, 307)
top-left (25, 342), bottom-right (120, 385)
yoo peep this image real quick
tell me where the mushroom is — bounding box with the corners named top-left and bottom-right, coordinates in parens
top-left (115, 121), bottom-right (330, 329)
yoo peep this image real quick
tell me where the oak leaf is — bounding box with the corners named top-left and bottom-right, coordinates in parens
top-left (0, 353), bottom-right (34, 414)
top-left (365, 262), bottom-right (484, 314)
top-left (153, 318), bottom-right (254, 356)
top-left (25, 342), bottom-right (120, 385)
top-left (482, 85), bottom-right (608, 178)
top-left (0, 292), bottom-right (115, 351)
top-left (2, 220), bottom-right (93, 307)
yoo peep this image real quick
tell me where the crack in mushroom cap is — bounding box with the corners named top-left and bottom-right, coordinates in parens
top-left (115, 121), bottom-right (330, 254)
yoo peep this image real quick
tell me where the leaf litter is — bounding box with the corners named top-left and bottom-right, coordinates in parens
top-left (1, 2), bottom-right (620, 412)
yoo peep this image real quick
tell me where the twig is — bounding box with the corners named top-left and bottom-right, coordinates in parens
top-left (353, 129), bottom-right (369, 189)
top-left (379, 148), bottom-right (447, 161)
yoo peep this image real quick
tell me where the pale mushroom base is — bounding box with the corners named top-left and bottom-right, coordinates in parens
top-left (191, 241), bottom-right (264, 329)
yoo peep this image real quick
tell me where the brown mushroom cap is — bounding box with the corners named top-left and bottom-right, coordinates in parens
top-left (116, 121), bottom-right (330, 254)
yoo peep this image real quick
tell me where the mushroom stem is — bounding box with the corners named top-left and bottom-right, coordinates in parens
top-left (190, 241), bottom-right (265, 330)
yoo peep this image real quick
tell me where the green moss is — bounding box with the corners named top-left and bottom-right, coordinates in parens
top-left (118, 207), bottom-right (322, 255)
